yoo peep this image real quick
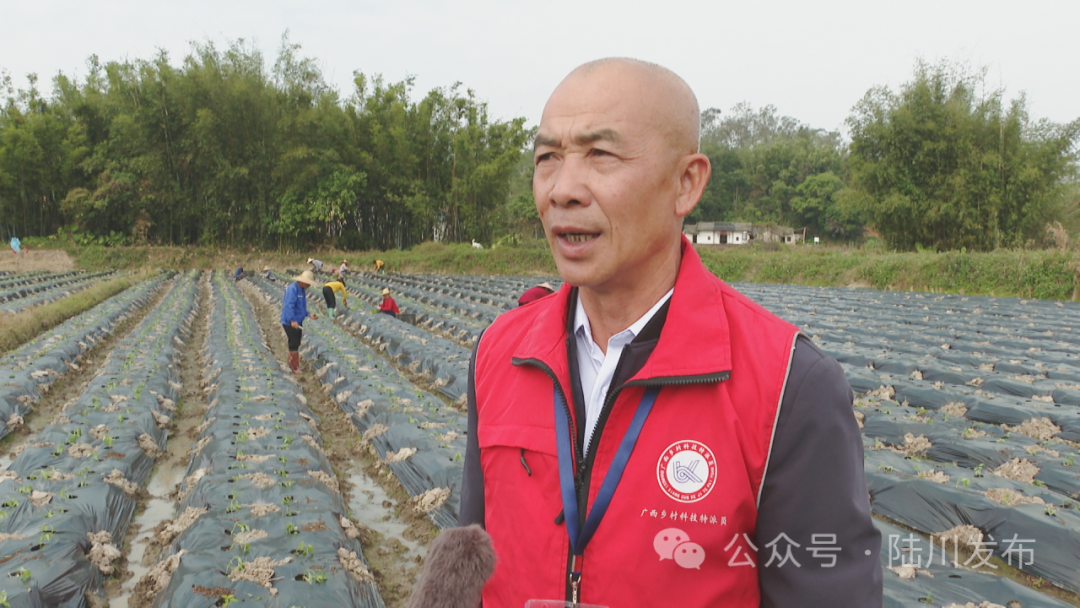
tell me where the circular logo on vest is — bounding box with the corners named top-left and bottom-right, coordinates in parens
top-left (657, 440), bottom-right (717, 503)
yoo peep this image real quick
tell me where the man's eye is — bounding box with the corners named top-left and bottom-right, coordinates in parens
top-left (536, 152), bottom-right (555, 163)
top-left (591, 148), bottom-right (612, 157)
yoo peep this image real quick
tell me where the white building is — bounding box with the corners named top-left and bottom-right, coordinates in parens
top-left (683, 222), bottom-right (752, 245)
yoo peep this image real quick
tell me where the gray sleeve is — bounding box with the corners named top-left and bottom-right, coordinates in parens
top-left (458, 336), bottom-right (485, 527)
top-left (756, 336), bottom-right (883, 607)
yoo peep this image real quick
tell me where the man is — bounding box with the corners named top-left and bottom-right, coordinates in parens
top-left (233, 265), bottom-right (245, 281)
top-left (261, 265), bottom-right (276, 282)
top-left (307, 257), bottom-right (325, 273)
top-left (517, 282), bottom-right (556, 307)
top-left (378, 288), bottom-right (399, 317)
top-left (373, 259), bottom-right (386, 274)
top-left (281, 270), bottom-right (319, 374)
top-left (322, 277), bottom-right (347, 319)
top-left (460, 59), bottom-right (881, 607)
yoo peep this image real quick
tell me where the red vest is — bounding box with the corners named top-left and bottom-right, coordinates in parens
top-left (474, 239), bottom-right (801, 607)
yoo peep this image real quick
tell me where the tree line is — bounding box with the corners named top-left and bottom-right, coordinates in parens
top-left (1, 43), bottom-right (1077, 252)
top-left (693, 61), bottom-right (1079, 251)
top-left (0, 36), bottom-right (528, 251)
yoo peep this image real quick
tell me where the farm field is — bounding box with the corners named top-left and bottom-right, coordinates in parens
top-left (0, 268), bottom-right (1078, 607)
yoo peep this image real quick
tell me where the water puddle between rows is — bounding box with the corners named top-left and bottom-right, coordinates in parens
top-left (111, 425), bottom-right (196, 608)
top-left (347, 468), bottom-right (427, 559)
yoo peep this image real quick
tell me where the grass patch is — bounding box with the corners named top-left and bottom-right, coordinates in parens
top-left (0, 271), bottom-right (147, 354)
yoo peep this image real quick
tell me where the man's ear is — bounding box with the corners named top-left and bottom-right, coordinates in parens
top-left (675, 153), bottom-right (711, 218)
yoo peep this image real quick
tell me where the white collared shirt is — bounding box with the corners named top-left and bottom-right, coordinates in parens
top-left (574, 289), bottom-right (673, 454)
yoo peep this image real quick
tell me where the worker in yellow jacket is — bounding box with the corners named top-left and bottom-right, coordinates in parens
top-left (322, 278), bottom-right (348, 319)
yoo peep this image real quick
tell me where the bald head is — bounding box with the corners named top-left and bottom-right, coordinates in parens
top-left (544, 58), bottom-right (701, 155)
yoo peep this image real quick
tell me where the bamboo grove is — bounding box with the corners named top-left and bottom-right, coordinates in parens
top-left (0, 38), bottom-right (529, 250)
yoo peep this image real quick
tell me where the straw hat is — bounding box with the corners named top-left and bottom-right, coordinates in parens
top-left (262, 266), bottom-right (270, 271)
top-left (307, 257), bottom-right (314, 263)
top-left (538, 282), bottom-right (555, 291)
top-left (381, 288), bottom-right (391, 296)
top-left (292, 270), bottom-right (321, 287)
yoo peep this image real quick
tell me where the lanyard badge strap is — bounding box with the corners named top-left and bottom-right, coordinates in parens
top-left (553, 385), bottom-right (660, 556)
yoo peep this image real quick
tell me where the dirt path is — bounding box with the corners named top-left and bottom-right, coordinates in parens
top-left (0, 276), bottom-right (173, 467)
top-left (108, 272), bottom-right (212, 608)
top-left (0, 249), bottom-right (76, 272)
top-left (239, 280), bottom-right (436, 608)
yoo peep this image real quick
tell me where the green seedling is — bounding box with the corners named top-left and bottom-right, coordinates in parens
top-left (0, 588), bottom-right (10, 606)
top-left (281, 480), bottom-right (294, 488)
top-left (232, 521), bottom-right (250, 534)
top-left (1045, 506), bottom-right (1058, 516)
top-left (17, 485), bottom-right (32, 495)
top-left (973, 463), bottom-right (985, 477)
top-left (956, 478), bottom-right (971, 488)
top-left (1033, 479), bottom-right (1045, 487)
top-left (286, 523), bottom-right (299, 535)
top-left (226, 498), bottom-right (243, 513)
top-left (278, 468), bottom-right (289, 478)
top-left (282, 496), bottom-right (294, 505)
top-left (3, 498), bottom-right (19, 508)
top-left (103, 434), bottom-right (114, 448)
top-left (303, 569), bottom-right (327, 584)
top-left (226, 556), bottom-right (245, 574)
top-left (295, 542), bottom-right (315, 557)
top-left (876, 464), bottom-right (893, 473)
top-left (15, 568), bottom-right (31, 584)
top-left (1064, 455), bottom-right (1075, 467)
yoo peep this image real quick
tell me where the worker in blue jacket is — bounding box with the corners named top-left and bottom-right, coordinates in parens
top-left (281, 270), bottom-right (319, 373)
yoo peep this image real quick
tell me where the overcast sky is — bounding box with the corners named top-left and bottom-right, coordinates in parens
top-left (2, 0), bottom-right (1077, 134)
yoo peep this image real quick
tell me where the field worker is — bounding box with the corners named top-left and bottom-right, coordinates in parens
top-left (261, 265), bottom-right (276, 281)
top-left (9, 236), bottom-right (20, 254)
top-left (517, 281), bottom-right (555, 306)
top-left (233, 265), bottom-right (244, 281)
top-left (378, 288), bottom-right (399, 317)
top-left (459, 58), bottom-right (881, 607)
top-left (281, 270), bottom-right (319, 374)
top-left (322, 277), bottom-right (348, 319)
top-left (307, 257), bottom-right (325, 272)
top-left (373, 259), bottom-right (385, 273)
top-left (338, 259), bottom-right (349, 276)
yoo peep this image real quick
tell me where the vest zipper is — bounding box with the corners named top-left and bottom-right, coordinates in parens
top-left (515, 356), bottom-right (730, 604)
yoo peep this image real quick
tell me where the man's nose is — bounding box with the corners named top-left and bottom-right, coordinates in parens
top-left (546, 156), bottom-right (591, 208)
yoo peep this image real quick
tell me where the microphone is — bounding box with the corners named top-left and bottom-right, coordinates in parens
top-left (407, 524), bottom-right (497, 608)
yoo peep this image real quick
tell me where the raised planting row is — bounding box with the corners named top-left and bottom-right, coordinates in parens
top-left (348, 272), bottom-right (506, 325)
top-left (0, 271), bottom-right (199, 607)
top-left (337, 276), bottom-right (486, 347)
top-left (725, 283), bottom-right (1080, 598)
top-left (0, 272), bottom-right (117, 316)
top-left (0, 271), bottom-right (102, 304)
top-left (139, 271), bottom-right (383, 608)
top-left (872, 517), bottom-right (1074, 608)
top-left (246, 276), bottom-right (466, 530)
top-left (0, 271), bottom-right (82, 294)
top-left (0, 272), bottom-right (173, 443)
